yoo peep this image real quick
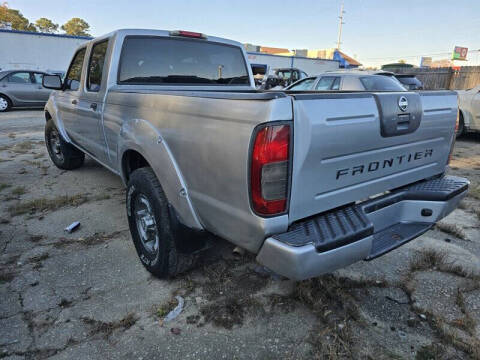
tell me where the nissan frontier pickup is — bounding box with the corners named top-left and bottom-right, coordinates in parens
top-left (42, 29), bottom-right (468, 280)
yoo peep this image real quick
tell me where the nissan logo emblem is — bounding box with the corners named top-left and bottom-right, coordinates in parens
top-left (398, 96), bottom-right (408, 112)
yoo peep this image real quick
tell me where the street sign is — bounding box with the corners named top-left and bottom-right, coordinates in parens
top-left (452, 46), bottom-right (468, 61)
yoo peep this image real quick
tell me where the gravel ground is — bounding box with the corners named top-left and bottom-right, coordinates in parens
top-left (1, 110), bottom-right (479, 360)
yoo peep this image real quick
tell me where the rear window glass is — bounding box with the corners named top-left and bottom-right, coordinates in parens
top-left (118, 36), bottom-right (250, 86)
top-left (359, 75), bottom-right (406, 91)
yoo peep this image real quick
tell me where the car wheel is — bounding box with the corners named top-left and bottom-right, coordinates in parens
top-left (0, 95), bottom-right (11, 112)
top-left (45, 119), bottom-right (85, 169)
top-left (456, 114), bottom-right (465, 139)
top-left (126, 167), bottom-right (199, 278)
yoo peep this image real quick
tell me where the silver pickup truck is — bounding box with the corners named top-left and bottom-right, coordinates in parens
top-left (42, 29), bottom-right (468, 280)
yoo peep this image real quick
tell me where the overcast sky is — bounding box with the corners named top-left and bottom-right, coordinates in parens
top-left (7, 0), bottom-right (480, 67)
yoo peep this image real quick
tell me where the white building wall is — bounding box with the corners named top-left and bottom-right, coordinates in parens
top-left (0, 30), bottom-right (90, 72)
top-left (247, 52), bottom-right (339, 76)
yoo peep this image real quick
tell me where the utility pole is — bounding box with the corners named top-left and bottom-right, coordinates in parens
top-left (336, 1), bottom-right (345, 50)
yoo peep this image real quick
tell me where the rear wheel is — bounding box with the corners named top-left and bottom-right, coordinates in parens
top-left (0, 95), bottom-right (11, 112)
top-left (126, 167), bottom-right (199, 278)
top-left (45, 119), bottom-right (85, 170)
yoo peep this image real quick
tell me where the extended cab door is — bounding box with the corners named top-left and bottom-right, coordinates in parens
top-left (75, 39), bottom-right (110, 163)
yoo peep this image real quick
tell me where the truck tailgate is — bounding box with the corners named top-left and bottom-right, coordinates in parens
top-left (288, 91), bottom-right (457, 223)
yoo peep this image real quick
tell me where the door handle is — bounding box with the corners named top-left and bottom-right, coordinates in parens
top-left (71, 99), bottom-right (77, 105)
top-left (90, 103), bottom-right (97, 111)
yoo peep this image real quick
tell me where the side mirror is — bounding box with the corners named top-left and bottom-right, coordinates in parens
top-left (42, 75), bottom-right (63, 90)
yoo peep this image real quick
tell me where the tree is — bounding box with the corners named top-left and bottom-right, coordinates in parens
top-left (61, 17), bottom-right (90, 36)
top-left (0, 3), bottom-right (36, 31)
top-left (35, 17), bottom-right (58, 33)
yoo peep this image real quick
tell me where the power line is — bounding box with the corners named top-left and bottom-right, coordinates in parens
top-left (361, 49), bottom-right (480, 61)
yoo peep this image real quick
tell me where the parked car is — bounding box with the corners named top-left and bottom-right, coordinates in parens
top-left (395, 74), bottom-right (424, 90)
top-left (42, 29), bottom-right (467, 281)
top-left (457, 84), bottom-right (480, 137)
top-left (0, 70), bottom-right (52, 112)
top-left (274, 68), bottom-right (308, 87)
top-left (285, 71), bottom-right (407, 91)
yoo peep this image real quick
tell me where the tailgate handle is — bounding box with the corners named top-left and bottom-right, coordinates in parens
top-left (396, 115), bottom-right (410, 131)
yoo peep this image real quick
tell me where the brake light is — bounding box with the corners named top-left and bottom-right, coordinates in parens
top-left (251, 124), bottom-right (291, 215)
top-left (170, 30), bottom-right (206, 39)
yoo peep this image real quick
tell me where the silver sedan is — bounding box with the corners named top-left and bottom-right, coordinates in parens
top-left (0, 70), bottom-right (53, 112)
top-left (286, 71), bottom-right (407, 92)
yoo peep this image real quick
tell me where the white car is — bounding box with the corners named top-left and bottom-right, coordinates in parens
top-left (457, 85), bottom-right (480, 137)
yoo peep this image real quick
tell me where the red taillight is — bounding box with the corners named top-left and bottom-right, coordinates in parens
top-left (251, 124), bottom-right (291, 215)
top-left (170, 30), bottom-right (206, 39)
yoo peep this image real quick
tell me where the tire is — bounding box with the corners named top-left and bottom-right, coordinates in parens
top-left (126, 167), bottom-right (199, 278)
top-left (456, 115), bottom-right (465, 139)
top-left (0, 94), bottom-right (11, 112)
top-left (45, 119), bottom-right (85, 170)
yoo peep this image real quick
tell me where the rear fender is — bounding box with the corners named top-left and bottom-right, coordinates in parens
top-left (118, 118), bottom-right (203, 230)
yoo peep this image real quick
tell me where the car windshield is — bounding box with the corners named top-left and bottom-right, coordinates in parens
top-left (359, 75), bottom-right (406, 91)
top-left (287, 78), bottom-right (316, 90)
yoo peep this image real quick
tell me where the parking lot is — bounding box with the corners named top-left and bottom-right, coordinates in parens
top-left (1, 110), bottom-right (479, 359)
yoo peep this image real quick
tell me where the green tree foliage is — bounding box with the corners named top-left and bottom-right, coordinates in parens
top-left (61, 17), bottom-right (90, 36)
top-left (0, 4), bottom-right (37, 32)
top-left (35, 17), bottom-right (58, 33)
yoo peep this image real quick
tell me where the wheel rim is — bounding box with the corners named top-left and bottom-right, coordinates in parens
top-left (0, 97), bottom-right (8, 111)
top-left (48, 129), bottom-right (64, 162)
top-left (133, 194), bottom-right (159, 254)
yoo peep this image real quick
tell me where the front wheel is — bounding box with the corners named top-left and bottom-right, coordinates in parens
top-left (0, 95), bottom-right (11, 112)
top-left (45, 119), bottom-right (85, 170)
top-left (126, 167), bottom-right (198, 278)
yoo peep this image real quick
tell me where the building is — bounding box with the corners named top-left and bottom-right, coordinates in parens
top-left (0, 29), bottom-right (91, 72)
top-left (306, 48), bottom-right (362, 68)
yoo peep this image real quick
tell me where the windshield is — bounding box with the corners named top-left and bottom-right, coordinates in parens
top-left (118, 37), bottom-right (250, 86)
top-left (287, 78), bottom-right (316, 90)
top-left (360, 75), bottom-right (406, 91)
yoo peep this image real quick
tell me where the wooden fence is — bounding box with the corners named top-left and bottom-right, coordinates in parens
top-left (390, 66), bottom-right (480, 90)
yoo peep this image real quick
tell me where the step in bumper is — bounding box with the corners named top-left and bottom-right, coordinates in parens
top-left (256, 175), bottom-right (469, 280)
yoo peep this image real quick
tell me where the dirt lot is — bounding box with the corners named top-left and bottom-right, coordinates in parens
top-left (1, 110), bottom-right (479, 360)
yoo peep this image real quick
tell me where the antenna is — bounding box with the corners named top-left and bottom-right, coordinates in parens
top-left (336, 1), bottom-right (345, 50)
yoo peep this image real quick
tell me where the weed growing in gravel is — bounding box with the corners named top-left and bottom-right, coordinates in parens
top-left (8, 194), bottom-right (89, 216)
top-left (469, 183), bottom-right (480, 201)
top-left (409, 249), bottom-right (470, 278)
top-left (435, 222), bottom-right (466, 240)
top-left (10, 186), bottom-right (26, 196)
top-left (81, 313), bottom-right (138, 338)
top-left (0, 183), bottom-right (11, 192)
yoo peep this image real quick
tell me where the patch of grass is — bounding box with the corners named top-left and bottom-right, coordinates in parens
top-left (81, 313), bottom-right (138, 338)
top-left (10, 186), bottom-right (26, 196)
top-left (416, 343), bottom-right (446, 360)
top-left (8, 133), bottom-right (16, 139)
top-left (468, 184), bottom-right (480, 201)
top-left (11, 140), bottom-right (34, 154)
top-left (33, 153), bottom-right (44, 159)
top-left (435, 222), bottom-right (466, 240)
top-left (0, 271), bottom-right (16, 283)
top-left (54, 231), bottom-right (122, 248)
top-left (92, 193), bottom-right (111, 201)
top-left (0, 183), bottom-right (11, 192)
top-left (458, 201), bottom-right (469, 210)
top-left (409, 249), bottom-right (469, 278)
top-left (8, 194), bottom-right (89, 216)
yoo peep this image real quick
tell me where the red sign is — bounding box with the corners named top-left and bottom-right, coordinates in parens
top-left (452, 46), bottom-right (468, 61)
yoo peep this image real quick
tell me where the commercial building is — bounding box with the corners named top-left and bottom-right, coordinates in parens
top-left (0, 29), bottom-right (91, 72)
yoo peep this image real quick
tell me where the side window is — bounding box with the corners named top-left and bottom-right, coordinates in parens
top-left (8, 72), bottom-right (33, 84)
top-left (33, 73), bottom-right (44, 84)
top-left (65, 48), bottom-right (86, 91)
top-left (87, 40), bottom-right (109, 92)
top-left (288, 78), bottom-right (315, 91)
top-left (300, 71), bottom-right (308, 79)
top-left (331, 77), bottom-right (341, 90)
top-left (315, 76), bottom-right (336, 90)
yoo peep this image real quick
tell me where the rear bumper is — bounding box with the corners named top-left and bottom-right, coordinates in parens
top-left (256, 175), bottom-right (469, 280)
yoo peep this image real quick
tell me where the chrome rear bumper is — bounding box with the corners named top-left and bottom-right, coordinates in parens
top-left (256, 175), bottom-right (469, 280)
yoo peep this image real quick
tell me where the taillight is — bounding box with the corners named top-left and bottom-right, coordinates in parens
top-left (250, 124), bottom-right (291, 215)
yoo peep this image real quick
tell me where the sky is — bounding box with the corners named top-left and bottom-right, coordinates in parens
top-left (6, 0), bottom-right (480, 67)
